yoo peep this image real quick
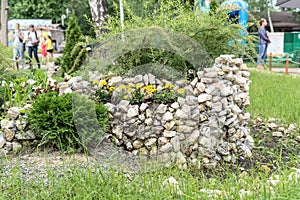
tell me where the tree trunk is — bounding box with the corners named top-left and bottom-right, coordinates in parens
top-left (0, 0), bottom-right (9, 46)
top-left (88, 0), bottom-right (108, 36)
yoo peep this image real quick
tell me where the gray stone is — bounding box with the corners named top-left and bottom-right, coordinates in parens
top-left (175, 109), bottom-right (188, 120)
top-left (188, 130), bottom-right (200, 145)
top-left (105, 103), bottom-right (115, 112)
top-left (64, 88), bottom-right (73, 94)
top-left (156, 104), bottom-right (168, 114)
top-left (221, 87), bottom-right (233, 96)
top-left (0, 134), bottom-right (5, 148)
top-left (190, 77), bottom-right (198, 87)
top-left (186, 96), bottom-right (198, 105)
top-left (1, 120), bottom-right (14, 129)
top-left (143, 74), bottom-right (149, 85)
top-left (126, 142), bottom-right (133, 151)
top-left (240, 64), bottom-right (248, 71)
top-left (171, 136), bottom-right (180, 152)
top-left (108, 76), bottom-right (123, 86)
top-left (12, 142), bottom-right (22, 152)
top-left (112, 126), bottom-right (123, 139)
top-left (7, 107), bottom-right (22, 120)
top-left (205, 71), bottom-right (218, 78)
top-left (177, 97), bottom-right (186, 106)
top-left (160, 143), bottom-right (173, 153)
top-left (146, 109), bottom-right (153, 118)
top-left (133, 140), bottom-right (144, 149)
top-left (163, 130), bottom-right (176, 138)
top-left (118, 100), bottom-right (130, 112)
top-left (213, 102), bottom-right (223, 112)
top-left (177, 125), bottom-right (193, 134)
top-left (148, 73), bottom-right (156, 85)
top-left (145, 138), bottom-right (157, 148)
top-left (127, 105), bottom-right (139, 118)
top-left (158, 137), bottom-right (169, 145)
top-left (198, 94), bottom-right (212, 103)
top-left (140, 103), bottom-right (148, 112)
top-left (5, 142), bottom-right (12, 151)
top-left (164, 121), bottom-right (175, 131)
top-left (15, 131), bottom-right (36, 140)
top-left (68, 76), bottom-right (82, 84)
top-left (134, 75), bottom-right (143, 83)
top-left (4, 129), bottom-right (15, 142)
top-left (162, 112), bottom-right (173, 122)
top-left (171, 102), bottom-right (180, 109)
top-left (176, 152), bottom-right (186, 164)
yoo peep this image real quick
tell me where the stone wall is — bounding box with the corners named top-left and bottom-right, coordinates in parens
top-left (0, 55), bottom-right (254, 168)
top-left (107, 55), bottom-right (253, 168)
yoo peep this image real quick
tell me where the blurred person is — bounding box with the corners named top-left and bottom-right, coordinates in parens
top-left (27, 24), bottom-right (41, 69)
top-left (41, 36), bottom-right (47, 65)
top-left (257, 18), bottom-right (271, 69)
top-left (45, 35), bottom-right (54, 63)
top-left (12, 23), bottom-right (24, 69)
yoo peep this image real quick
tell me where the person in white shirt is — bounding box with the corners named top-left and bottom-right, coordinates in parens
top-left (27, 24), bottom-right (41, 69)
top-left (12, 23), bottom-right (24, 69)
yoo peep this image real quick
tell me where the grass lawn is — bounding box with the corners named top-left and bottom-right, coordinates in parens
top-left (1, 70), bottom-right (300, 199)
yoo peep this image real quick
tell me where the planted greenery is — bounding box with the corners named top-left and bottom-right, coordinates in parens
top-left (27, 92), bottom-right (109, 151)
top-left (247, 70), bottom-right (300, 124)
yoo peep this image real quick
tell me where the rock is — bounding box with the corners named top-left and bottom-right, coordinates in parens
top-left (171, 136), bottom-right (180, 152)
top-left (1, 120), bottom-right (14, 129)
top-left (108, 76), bottom-right (123, 86)
top-left (145, 138), bottom-right (157, 148)
top-left (160, 143), bottom-right (173, 153)
top-left (221, 87), bottom-right (233, 96)
top-left (15, 131), bottom-right (36, 140)
top-left (268, 122), bottom-right (277, 130)
top-left (0, 134), bottom-right (5, 148)
top-left (126, 142), bottom-right (133, 151)
top-left (12, 142), bottom-right (22, 152)
top-left (186, 96), bottom-right (198, 106)
top-left (295, 136), bottom-right (300, 142)
top-left (171, 102), bottom-right (180, 109)
top-left (127, 105), bottom-right (139, 118)
top-left (175, 109), bottom-right (188, 120)
top-left (4, 129), bottom-right (15, 142)
top-left (112, 126), bottom-right (123, 139)
top-left (7, 107), bottom-right (22, 120)
top-left (163, 130), bottom-right (176, 138)
top-left (68, 76), bottom-right (81, 84)
top-left (64, 88), bottom-right (73, 94)
top-left (240, 64), bottom-right (248, 71)
top-left (148, 73), bottom-right (156, 85)
top-left (162, 112), bottom-right (173, 122)
top-left (213, 102), bottom-right (223, 112)
top-left (133, 140), bottom-right (144, 149)
top-left (158, 137), bottom-right (169, 145)
top-left (176, 152), bottom-right (186, 165)
top-left (140, 103), bottom-right (148, 112)
top-left (272, 132), bottom-right (283, 137)
top-left (163, 121), bottom-right (175, 131)
top-left (162, 177), bottom-right (183, 195)
top-left (105, 103), bottom-right (115, 112)
top-left (188, 130), bottom-right (200, 145)
top-left (155, 104), bottom-right (168, 114)
top-left (198, 94), bottom-right (212, 103)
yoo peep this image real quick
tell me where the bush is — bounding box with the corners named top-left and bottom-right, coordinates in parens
top-left (27, 92), bottom-right (109, 151)
top-left (86, 0), bottom-right (256, 78)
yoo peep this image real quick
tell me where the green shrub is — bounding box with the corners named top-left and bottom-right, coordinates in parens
top-left (27, 92), bottom-right (109, 151)
top-left (60, 13), bottom-right (85, 75)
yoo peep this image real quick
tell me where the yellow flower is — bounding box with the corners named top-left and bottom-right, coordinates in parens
top-left (164, 82), bottom-right (174, 89)
top-left (127, 88), bottom-right (133, 93)
top-left (109, 86), bottom-right (115, 92)
top-left (99, 80), bottom-right (108, 87)
top-left (170, 90), bottom-right (174, 93)
top-left (161, 93), bottom-right (165, 97)
top-left (92, 80), bottom-right (99, 85)
top-left (132, 93), bottom-right (135, 98)
top-left (128, 83), bottom-right (135, 88)
top-left (136, 83), bottom-right (143, 89)
top-left (177, 88), bottom-right (185, 95)
top-left (124, 95), bottom-right (129, 100)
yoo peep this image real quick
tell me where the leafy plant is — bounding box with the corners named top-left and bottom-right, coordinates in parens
top-left (27, 92), bottom-right (109, 151)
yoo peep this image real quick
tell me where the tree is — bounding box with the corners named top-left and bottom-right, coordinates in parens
top-left (60, 13), bottom-right (84, 75)
top-left (0, 0), bottom-right (9, 45)
top-left (8, 0), bottom-right (93, 36)
top-left (88, 0), bottom-right (108, 36)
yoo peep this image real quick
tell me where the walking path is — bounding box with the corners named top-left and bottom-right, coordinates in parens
top-left (270, 68), bottom-right (300, 75)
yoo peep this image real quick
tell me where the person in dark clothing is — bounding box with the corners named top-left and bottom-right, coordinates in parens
top-left (27, 24), bottom-right (41, 69)
top-left (257, 18), bottom-right (271, 69)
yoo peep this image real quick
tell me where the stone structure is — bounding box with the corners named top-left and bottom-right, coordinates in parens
top-left (0, 55), bottom-right (256, 168)
top-left (106, 55), bottom-right (253, 168)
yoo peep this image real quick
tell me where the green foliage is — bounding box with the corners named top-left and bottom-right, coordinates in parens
top-left (0, 43), bottom-right (14, 74)
top-left (90, 0), bottom-right (256, 78)
top-left (247, 71), bottom-right (300, 124)
top-left (27, 92), bottom-right (109, 151)
top-left (60, 13), bottom-right (84, 75)
top-left (8, 0), bottom-right (93, 36)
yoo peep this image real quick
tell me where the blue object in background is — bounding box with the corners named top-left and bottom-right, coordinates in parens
top-left (221, 0), bottom-right (249, 44)
top-left (196, 0), bottom-right (211, 14)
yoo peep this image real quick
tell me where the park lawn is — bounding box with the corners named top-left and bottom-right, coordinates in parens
top-left (1, 70), bottom-right (300, 200)
top-left (247, 70), bottom-right (300, 124)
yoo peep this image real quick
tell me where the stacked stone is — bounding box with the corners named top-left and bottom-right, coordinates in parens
top-left (0, 106), bottom-right (35, 155)
top-left (57, 76), bottom-right (95, 97)
top-left (108, 55), bottom-right (254, 168)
